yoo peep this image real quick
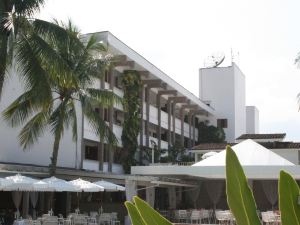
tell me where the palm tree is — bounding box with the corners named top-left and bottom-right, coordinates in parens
top-left (3, 21), bottom-right (121, 175)
top-left (0, 0), bottom-right (46, 98)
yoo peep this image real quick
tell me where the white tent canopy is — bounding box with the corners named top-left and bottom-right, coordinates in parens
top-left (131, 139), bottom-right (300, 179)
top-left (93, 180), bottom-right (125, 192)
top-left (42, 176), bottom-right (81, 192)
top-left (193, 139), bottom-right (294, 166)
top-left (69, 178), bottom-right (104, 192)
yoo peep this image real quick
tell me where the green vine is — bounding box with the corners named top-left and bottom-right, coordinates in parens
top-left (121, 70), bottom-right (142, 173)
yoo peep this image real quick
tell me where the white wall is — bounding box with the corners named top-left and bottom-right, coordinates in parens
top-left (246, 106), bottom-right (259, 134)
top-left (233, 64), bottom-right (246, 139)
top-left (0, 68), bottom-right (81, 168)
top-left (199, 63), bottom-right (247, 142)
top-left (199, 65), bottom-right (236, 142)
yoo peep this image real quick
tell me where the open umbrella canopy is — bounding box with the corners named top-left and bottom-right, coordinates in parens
top-left (69, 178), bottom-right (104, 192)
top-left (3, 174), bottom-right (52, 191)
top-left (42, 176), bottom-right (81, 192)
top-left (0, 177), bottom-right (13, 190)
top-left (93, 180), bottom-right (125, 192)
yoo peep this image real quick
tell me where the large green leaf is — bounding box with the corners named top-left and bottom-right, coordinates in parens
top-left (124, 201), bottom-right (146, 225)
top-left (226, 145), bottom-right (261, 225)
top-left (279, 170), bottom-right (300, 225)
top-left (133, 196), bottom-right (172, 225)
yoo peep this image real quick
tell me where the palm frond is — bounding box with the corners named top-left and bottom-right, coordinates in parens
top-left (81, 94), bottom-right (118, 145)
top-left (2, 89), bottom-right (50, 126)
top-left (13, 0), bottom-right (45, 17)
top-left (0, 32), bottom-right (8, 97)
top-left (86, 88), bottom-right (123, 107)
top-left (15, 33), bottom-right (53, 95)
top-left (23, 32), bottom-right (78, 86)
top-left (32, 19), bottom-right (69, 45)
top-left (19, 110), bottom-right (49, 150)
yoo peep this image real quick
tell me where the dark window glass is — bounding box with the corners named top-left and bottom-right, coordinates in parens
top-left (85, 145), bottom-right (98, 160)
top-left (217, 119), bottom-right (228, 128)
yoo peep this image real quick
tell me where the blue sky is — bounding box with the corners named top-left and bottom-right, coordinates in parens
top-left (39, 0), bottom-right (300, 141)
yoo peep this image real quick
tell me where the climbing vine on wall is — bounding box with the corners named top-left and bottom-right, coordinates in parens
top-left (121, 70), bottom-right (142, 173)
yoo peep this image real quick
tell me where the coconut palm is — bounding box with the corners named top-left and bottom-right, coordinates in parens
top-left (0, 0), bottom-right (46, 98)
top-left (3, 21), bottom-right (121, 175)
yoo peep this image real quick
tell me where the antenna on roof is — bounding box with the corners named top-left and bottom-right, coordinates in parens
top-left (204, 51), bottom-right (225, 68)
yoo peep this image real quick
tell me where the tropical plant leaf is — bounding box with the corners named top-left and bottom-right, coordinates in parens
top-left (133, 196), bottom-right (173, 225)
top-left (279, 170), bottom-right (300, 225)
top-left (226, 145), bottom-right (261, 225)
top-left (124, 201), bottom-right (146, 225)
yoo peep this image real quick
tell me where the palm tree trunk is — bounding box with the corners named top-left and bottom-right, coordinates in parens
top-left (0, 33), bottom-right (8, 98)
top-left (49, 133), bottom-right (62, 176)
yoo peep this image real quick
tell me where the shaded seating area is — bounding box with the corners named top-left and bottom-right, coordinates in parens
top-left (0, 174), bottom-right (125, 225)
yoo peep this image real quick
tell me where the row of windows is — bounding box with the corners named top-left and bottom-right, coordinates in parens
top-left (85, 143), bottom-right (124, 164)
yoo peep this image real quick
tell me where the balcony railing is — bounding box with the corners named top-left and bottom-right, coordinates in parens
top-left (148, 162), bottom-right (194, 166)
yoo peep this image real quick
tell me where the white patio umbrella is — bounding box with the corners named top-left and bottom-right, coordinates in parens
top-left (69, 178), bottom-right (104, 192)
top-left (3, 174), bottom-right (52, 191)
top-left (69, 178), bottom-right (104, 210)
top-left (3, 174), bottom-right (52, 219)
top-left (0, 177), bottom-right (13, 190)
top-left (42, 176), bottom-right (81, 192)
top-left (93, 180), bottom-right (125, 192)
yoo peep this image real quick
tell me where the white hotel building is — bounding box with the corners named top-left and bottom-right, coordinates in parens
top-left (1, 31), bottom-right (300, 219)
top-left (0, 31), bottom-right (259, 178)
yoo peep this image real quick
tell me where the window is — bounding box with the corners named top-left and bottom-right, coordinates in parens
top-left (85, 145), bottom-right (98, 160)
top-left (115, 76), bottom-right (122, 89)
top-left (94, 107), bottom-right (100, 114)
top-left (104, 108), bottom-right (109, 121)
top-left (104, 71), bottom-right (109, 83)
top-left (217, 119), bottom-right (228, 128)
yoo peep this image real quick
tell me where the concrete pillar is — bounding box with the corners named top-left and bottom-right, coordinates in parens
top-left (167, 101), bottom-right (172, 146)
top-left (192, 115), bottom-right (196, 146)
top-left (188, 112), bottom-right (192, 148)
top-left (139, 86), bottom-right (144, 163)
top-left (108, 68), bottom-right (114, 172)
top-left (156, 94), bottom-right (161, 151)
top-left (146, 186), bottom-right (156, 208)
top-left (145, 86), bottom-right (150, 148)
top-left (98, 74), bottom-right (105, 171)
top-left (172, 102), bottom-right (176, 145)
top-left (180, 108), bottom-right (185, 147)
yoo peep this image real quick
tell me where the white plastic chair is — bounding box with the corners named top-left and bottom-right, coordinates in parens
top-left (261, 211), bottom-right (279, 225)
top-left (110, 213), bottom-right (120, 225)
top-left (178, 210), bottom-right (188, 223)
top-left (215, 210), bottom-right (231, 225)
top-left (98, 213), bottom-right (111, 225)
top-left (190, 210), bottom-right (201, 224)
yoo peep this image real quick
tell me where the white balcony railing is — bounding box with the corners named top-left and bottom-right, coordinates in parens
top-left (82, 159), bottom-right (124, 174)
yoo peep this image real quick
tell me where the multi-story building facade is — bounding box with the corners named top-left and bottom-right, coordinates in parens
top-left (199, 63), bottom-right (259, 142)
top-left (0, 31), bottom-right (217, 176)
